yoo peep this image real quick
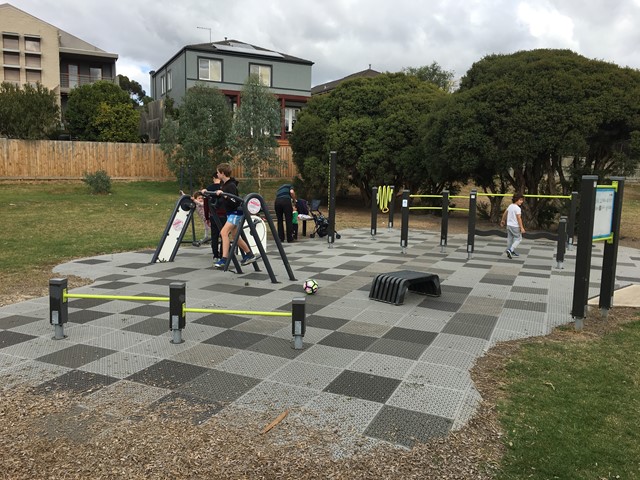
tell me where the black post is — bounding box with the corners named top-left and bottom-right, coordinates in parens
top-left (371, 186), bottom-right (378, 237)
top-left (599, 177), bottom-right (625, 315)
top-left (467, 190), bottom-right (477, 259)
top-left (291, 297), bottom-right (306, 350)
top-left (400, 189), bottom-right (410, 253)
top-left (169, 282), bottom-right (186, 344)
top-left (571, 175), bottom-right (598, 329)
top-left (327, 151), bottom-right (337, 247)
top-left (556, 216), bottom-right (567, 269)
top-left (441, 190), bottom-right (449, 253)
top-left (388, 186), bottom-right (395, 229)
top-left (49, 278), bottom-right (68, 340)
top-left (567, 192), bottom-right (579, 250)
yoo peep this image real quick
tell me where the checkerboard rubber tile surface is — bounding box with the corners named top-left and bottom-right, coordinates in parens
top-left (2, 229), bottom-right (639, 450)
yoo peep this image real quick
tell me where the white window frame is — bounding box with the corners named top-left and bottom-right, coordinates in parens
top-left (167, 70), bottom-right (172, 91)
top-left (198, 58), bottom-right (222, 81)
top-left (160, 74), bottom-right (166, 95)
top-left (284, 107), bottom-right (300, 133)
top-left (249, 63), bottom-right (272, 86)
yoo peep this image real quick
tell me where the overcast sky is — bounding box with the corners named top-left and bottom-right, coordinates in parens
top-left (9, 0), bottom-right (640, 95)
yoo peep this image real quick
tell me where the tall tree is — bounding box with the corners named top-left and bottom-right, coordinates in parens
top-left (424, 49), bottom-right (640, 226)
top-left (117, 74), bottom-right (152, 106)
top-left (229, 74), bottom-right (281, 193)
top-left (402, 62), bottom-right (456, 92)
top-left (159, 84), bottom-right (233, 187)
top-left (0, 82), bottom-right (60, 139)
top-left (65, 80), bottom-right (140, 141)
top-left (290, 73), bottom-right (447, 203)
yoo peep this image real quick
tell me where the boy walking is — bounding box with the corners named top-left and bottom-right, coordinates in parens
top-left (500, 194), bottom-right (526, 259)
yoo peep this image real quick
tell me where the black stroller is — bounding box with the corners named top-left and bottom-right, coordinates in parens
top-left (308, 199), bottom-right (341, 239)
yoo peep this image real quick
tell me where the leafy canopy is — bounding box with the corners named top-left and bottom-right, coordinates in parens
top-left (159, 84), bottom-right (233, 187)
top-left (0, 82), bottom-right (60, 139)
top-left (65, 80), bottom-right (140, 141)
top-left (230, 74), bottom-right (282, 193)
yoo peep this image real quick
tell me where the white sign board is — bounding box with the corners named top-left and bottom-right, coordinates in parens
top-left (593, 188), bottom-right (615, 240)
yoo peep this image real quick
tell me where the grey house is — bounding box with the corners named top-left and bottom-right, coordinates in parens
top-left (149, 39), bottom-right (313, 140)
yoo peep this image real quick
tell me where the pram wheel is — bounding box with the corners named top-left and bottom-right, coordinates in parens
top-left (310, 233), bottom-right (315, 238)
top-left (336, 233), bottom-right (341, 239)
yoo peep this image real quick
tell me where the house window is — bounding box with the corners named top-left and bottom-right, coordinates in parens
top-left (26, 69), bottom-right (41, 84)
top-left (3, 67), bottom-right (20, 84)
top-left (25, 54), bottom-right (40, 68)
top-left (160, 74), bottom-right (166, 94)
top-left (198, 58), bottom-right (222, 81)
top-left (249, 64), bottom-right (272, 86)
top-left (284, 107), bottom-right (300, 133)
top-left (90, 67), bottom-right (102, 82)
top-left (2, 34), bottom-right (19, 50)
top-left (24, 36), bottom-right (41, 53)
top-left (3, 52), bottom-right (20, 66)
top-left (167, 70), bottom-right (172, 91)
top-left (68, 65), bottom-right (78, 88)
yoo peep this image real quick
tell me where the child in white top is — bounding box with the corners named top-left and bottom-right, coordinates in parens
top-left (500, 194), bottom-right (526, 259)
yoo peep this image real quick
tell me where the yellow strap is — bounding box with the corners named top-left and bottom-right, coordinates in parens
top-left (379, 185), bottom-right (390, 213)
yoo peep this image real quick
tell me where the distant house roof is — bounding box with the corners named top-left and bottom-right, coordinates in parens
top-left (311, 68), bottom-right (381, 95)
top-left (154, 39), bottom-right (313, 73)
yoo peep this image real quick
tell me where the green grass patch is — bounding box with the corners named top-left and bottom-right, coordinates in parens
top-left (0, 180), bottom-right (285, 274)
top-left (496, 316), bottom-right (640, 479)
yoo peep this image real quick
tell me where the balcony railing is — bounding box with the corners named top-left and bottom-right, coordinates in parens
top-left (60, 73), bottom-right (115, 89)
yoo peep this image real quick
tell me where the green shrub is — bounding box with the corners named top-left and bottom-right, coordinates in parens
top-left (83, 170), bottom-right (112, 194)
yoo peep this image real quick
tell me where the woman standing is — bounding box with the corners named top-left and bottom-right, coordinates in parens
top-left (274, 183), bottom-right (296, 243)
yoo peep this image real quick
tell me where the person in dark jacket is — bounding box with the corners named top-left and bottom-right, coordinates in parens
top-left (213, 163), bottom-right (257, 269)
top-left (274, 183), bottom-right (296, 243)
top-left (204, 173), bottom-right (226, 260)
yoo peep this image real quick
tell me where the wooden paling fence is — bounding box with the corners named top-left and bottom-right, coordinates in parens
top-left (0, 138), bottom-right (297, 181)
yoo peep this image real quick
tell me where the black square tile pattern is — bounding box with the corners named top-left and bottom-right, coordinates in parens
top-left (126, 359), bottom-right (210, 389)
top-left (68, 298), bottom-right (112, 309)
top-left (203, 330), bottom-right (267, 349)
top-left (192, 314), bottom-right (249, 329)
top-left (383, 327), bottom-right (438, 345)
top-left (36, 344), bottom-right (117, 369)
top-left (504, 299), bottom-right (547, 313)
top-left (318, 332), bottom-right (377, 351)
top-left (324, 370), bottom-right (401, 403)
top-left (307, 315), bottom-right (349, 331)
top-left (122, 317), bottom-right (169, 336)
top-left (364, 405), bottom-right (452, 448)
top-left (0, 331), bottom-right (37, 348)
top-left (0, 314), bottom-right (39, 330)
top-left (120, 304), bottom-right (169, 317)
top-left (177, 369), bottom-right (260, 403)
top-left (441, 313), bottom-right (498, 340)
top-left (148, 392), bottom-right (225, 424)
top-left (367, 338), bottom-right (429, 360)
top-left (247, 336), bottom-right (304, 359)
top-left (35, 370), bottom-right (118, 395)
top-left (68, 309), bottom-right (113, 325)
top-left (94, 281), bottom-right (138, 290)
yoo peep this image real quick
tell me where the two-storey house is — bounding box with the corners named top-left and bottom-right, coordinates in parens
top-left (0, 3), bottom-right (118, 109)
top-left (149, 39), bottom-right (313, 141)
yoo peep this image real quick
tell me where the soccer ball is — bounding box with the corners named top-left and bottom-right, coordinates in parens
top-left (303, 279), bottom-right (318, 295)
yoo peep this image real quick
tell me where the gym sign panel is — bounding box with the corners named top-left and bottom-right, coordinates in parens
top-left (593, 186), bottom-right (615, 242)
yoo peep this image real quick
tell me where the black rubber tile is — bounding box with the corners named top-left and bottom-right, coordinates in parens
top-left (177, 369), bottom-right (260, 403)
top-left (511, 286), bottom-right (549, 295)
top-left (126, 359), bottom-right (210, 389)
top-left (0, 330), bottom-right (37, 348)
top-left (235, 287), bottom-right (278, 297)
top-left (367, 338), bottom-right (429, 360)
top-left (504, 299), bottom-right (547, 313)
top-left (324, 370), bottom-right (401, 403)
top-left (336, 261), bottom-right (370, 271)
top-left (122, 317), bottom-right (169, 336)
top-left (68, 298), bottom-right (112, 309)
top-left (73, 259), bottom-right (109, 265)
top-left (120, 304), bottom-right (169, 317)
top-left (418, 298), bottom-right (461, 312)
top-left (36, 344), bottom-right (117, 369)
top-left (306, 315), bottom-right (349, 331)
top-left (383, 327), bottom-right (438, 346)
top-left (68, 309), bottom-right (112, 325)
top-left (364, 405), bottom-right (453, 447)
top-left (519, 271), bottom-right (551, 278)
top-left (318, 331), bottom-right (377, 351)
top-left (479, 275), bottom-right (515, 286)
top-left (0, 314), bottom-right (39, 330)
top-left (119, 263), bottom-right (151, 269)
top-left (93, 281), bottom-right (138, 290)
top-left (247, 336), bottom-right (304, 359)
top-left (96, 274), bottom-right (131, 281)
top-left (313, 273), bottom-right (347, 282)
top-left (35, 370), bottom-right (118, 396)
top-left (147, 391), bottom-right (225, 424)
top-left (192, 314), bottom-right (249, 329)
top-left (203, 330), bottom-right (267, 349)
top-left (441, 313), bottom-right (498, 340)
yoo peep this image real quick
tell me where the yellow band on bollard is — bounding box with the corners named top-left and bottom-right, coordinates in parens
top-left (184, 307), bottom-right (291, 317)
top-left (64, 293), bottom-right (170, 302)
